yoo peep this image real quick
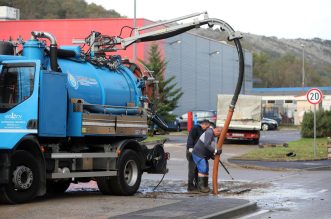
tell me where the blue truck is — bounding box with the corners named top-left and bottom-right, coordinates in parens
top-left (0, 12), bottom-right (244, 203)
top-left (0, 31), bottom-right (170, 204)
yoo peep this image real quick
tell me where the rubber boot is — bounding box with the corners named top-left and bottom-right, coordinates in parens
top-left (187, 183), bottom-right (198, 192)
top-left (198, 176), bottom-right (210, 193)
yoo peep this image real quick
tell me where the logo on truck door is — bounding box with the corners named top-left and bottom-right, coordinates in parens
top-left (1, 113), bottom-right (25, 129)
top-left (4, 113), bottom-right (23, 120)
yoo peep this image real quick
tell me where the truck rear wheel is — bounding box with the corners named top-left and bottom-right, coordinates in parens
top-left (97, 149), bottom-right (142, 196)
top-left (0, 150), bottom-right (41, 204)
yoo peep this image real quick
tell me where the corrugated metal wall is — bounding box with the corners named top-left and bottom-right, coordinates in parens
top-left (165, 32), bottom-right (253, 115)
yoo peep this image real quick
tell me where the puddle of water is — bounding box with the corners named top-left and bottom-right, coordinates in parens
top-left (65, 178), bottom-right (324, 213)
top-left (67, 181), bottom-right (99, 192)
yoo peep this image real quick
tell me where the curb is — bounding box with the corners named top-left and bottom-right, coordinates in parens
top-left (198, 201), bottom-right (257, 219)
top-left (229, 158), bottom-right (331, 171)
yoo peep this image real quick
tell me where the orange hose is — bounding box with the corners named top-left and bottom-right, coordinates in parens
top-left (212, 107), bottom-right (234, 195)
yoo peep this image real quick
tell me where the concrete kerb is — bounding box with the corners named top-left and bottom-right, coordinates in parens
top-left (111, 196), bottom-right (257, 219)
top-left (228, 158), bottom-right (331, 171)
top-left (198, 201), bottom-right (257, 219)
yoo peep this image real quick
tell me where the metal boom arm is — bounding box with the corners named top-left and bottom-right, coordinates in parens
top-left (114, 11), bottom-right (243, 49)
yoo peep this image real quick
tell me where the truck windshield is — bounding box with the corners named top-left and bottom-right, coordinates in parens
top-left (0, 63), bottom-right (35, 113)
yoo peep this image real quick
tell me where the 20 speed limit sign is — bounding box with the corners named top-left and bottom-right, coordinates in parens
top-left (306, 88), bottom-right (323, 104)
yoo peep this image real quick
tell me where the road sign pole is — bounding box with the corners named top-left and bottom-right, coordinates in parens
top-left (314, 104), bottom-right (316, 159)
top-left (306, 88), bottom-right (323, 159)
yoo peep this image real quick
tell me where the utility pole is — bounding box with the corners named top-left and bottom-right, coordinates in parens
top-left (301, 44), bottom-right (305, 89)
top-left (133, 0), bottom-right (137, 61)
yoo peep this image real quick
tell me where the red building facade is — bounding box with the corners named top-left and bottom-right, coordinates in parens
top-left (0, 18), bottom-right (164, 61)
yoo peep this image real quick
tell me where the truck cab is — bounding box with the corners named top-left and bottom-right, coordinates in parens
top-left (0, 59), bottom-right (40, 146)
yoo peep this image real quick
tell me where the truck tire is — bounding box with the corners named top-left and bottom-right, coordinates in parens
top-left (97, 149), bottom-right (142, 196)
top-left (0, 150), bottom-right (41, 204)
top-left (97, 176), bottom-right (115, 195)
top-left (46, 180), bottom-right (71, 193)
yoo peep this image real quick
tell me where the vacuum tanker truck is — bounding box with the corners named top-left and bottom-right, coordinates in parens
top-left (0, 12), bottom-right (244, 203)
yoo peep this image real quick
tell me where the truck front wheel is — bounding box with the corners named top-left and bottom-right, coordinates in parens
top-left (0, 150), bottom-right (41, 204)
top-left (97, 149), bottom-right (142, 196)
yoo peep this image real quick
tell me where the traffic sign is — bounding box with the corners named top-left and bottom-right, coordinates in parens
top-left (306, 88), bottom-right (323, 104)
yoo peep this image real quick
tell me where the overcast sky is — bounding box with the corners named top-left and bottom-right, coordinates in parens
top-left (86, 0), bottom-right (331, 40)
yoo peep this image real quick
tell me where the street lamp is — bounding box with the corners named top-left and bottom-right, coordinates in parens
top-left (301, 44), bottom-right (305, 89)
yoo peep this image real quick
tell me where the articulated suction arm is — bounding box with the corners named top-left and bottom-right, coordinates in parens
top-left (118, 12), bottom-right (245, 194)
top-left (116, 13), bottom-right (243, 49)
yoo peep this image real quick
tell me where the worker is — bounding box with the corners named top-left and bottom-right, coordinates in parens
top-left (186, 119), bottom-right (211, 191)
top-left (192, 127), bottom-right (222, 193)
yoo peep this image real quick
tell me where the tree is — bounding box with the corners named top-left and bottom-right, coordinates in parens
top-left (0, 0), bottom-right (122, 19)
top-left (253, 52), bottom-right (322, 88)
top-left (141, 44), bottom-right (183, 123)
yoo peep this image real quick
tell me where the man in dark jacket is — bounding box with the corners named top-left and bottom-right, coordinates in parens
top-left (186, 120), bottom-right (210, 191)
top-left (192, 127), bottom-right (222, 193)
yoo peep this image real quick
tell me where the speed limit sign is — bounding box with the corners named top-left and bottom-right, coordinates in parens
top-left (306, 88), bottom-right (323, 104)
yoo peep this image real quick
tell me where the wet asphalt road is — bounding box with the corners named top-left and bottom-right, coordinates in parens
top-left (259, 130), bottom-right (301, 145)
top-left (158, 131), bottom-right (331, 219)
top-left (167, 130), bottom-right (301, 145)
top-left (1, 130), bottom-right (330, 219)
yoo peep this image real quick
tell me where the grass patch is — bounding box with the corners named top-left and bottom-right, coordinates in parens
top-left (234, 138), bottom-right (328, 161)
top-left (141, 135), bottom-right (167, 143)
top-left (278, 124), bottom-right (301, 131)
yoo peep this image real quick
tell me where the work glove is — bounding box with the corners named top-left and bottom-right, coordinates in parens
top-left (214, 149), bottom-right (222, 155)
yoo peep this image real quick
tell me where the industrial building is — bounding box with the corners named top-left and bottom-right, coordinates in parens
top-left (164, 33), bottom-right (252, 115)
top-left (252, 87), bottom-right (331, 125)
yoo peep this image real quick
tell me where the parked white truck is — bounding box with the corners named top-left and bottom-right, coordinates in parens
top-left (216, 95), bottom-right (262, 144)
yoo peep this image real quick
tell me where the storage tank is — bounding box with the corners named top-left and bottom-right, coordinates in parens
top-left (22, 39), bottom-right (143, 115)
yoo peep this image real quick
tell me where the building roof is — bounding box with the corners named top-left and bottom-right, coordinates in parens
top-left (250, 87), bottom-right (331, 96)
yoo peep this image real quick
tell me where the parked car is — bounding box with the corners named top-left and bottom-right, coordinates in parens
top-left (261, 117), bottom-right (278, 131)
top-left (178, 110), bottom-right (217, 130)
top-left (263, 112), bottom-right (282, 125)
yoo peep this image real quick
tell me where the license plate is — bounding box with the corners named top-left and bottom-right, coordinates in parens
top-left (232, 133), bottom-right (244, 137)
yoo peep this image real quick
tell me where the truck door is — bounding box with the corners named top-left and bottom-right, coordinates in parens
top-left (0, 60), bottom-right (40, 149)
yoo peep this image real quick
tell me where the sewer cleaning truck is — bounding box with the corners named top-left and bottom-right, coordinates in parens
top-left (0, 12), bottom-right (244, 203)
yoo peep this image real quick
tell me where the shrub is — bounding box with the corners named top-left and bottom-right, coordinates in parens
top-left (301, 110), bottom-right (331, 137)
